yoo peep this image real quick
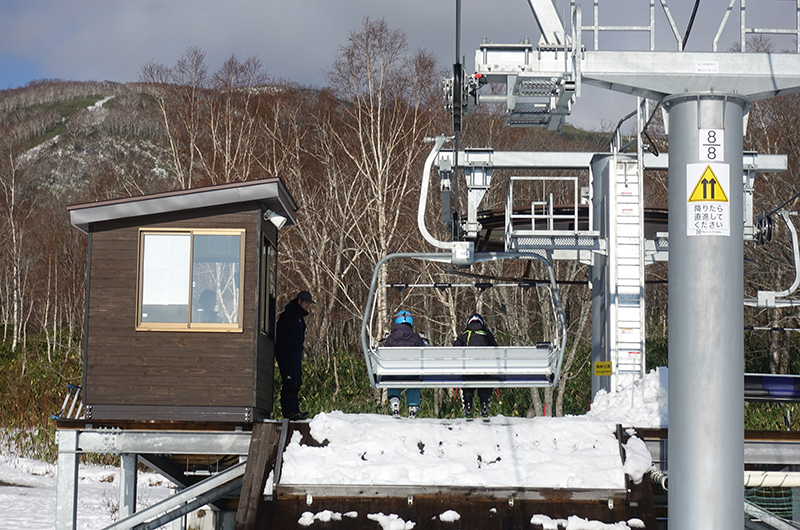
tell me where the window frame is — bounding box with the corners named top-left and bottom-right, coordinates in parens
top-left (259, 235), bottom-right (278, 338)
top-left (136, 227), bottom-right (246, 333)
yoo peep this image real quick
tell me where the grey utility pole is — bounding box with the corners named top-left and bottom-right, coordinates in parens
top-left (466, 1), bottom-right (800, 527)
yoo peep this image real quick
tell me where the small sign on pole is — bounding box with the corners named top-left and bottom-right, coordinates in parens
top-left (699, 129), bottom-right (724, 162)
top-left (687, 163), bottom-right (730, 236)
top-left (594, 361), bottom-right (613, 376)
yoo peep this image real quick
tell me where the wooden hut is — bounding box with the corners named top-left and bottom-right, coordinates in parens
top-left (68, 178), bottom-right (298, 423)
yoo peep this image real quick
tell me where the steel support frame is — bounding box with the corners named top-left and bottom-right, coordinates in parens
top-left (56, 430), bottom-right (79, 530)
top-left (119, 454), bottom-right (137, 520)
top-left (55, 428), bottom-right (252, 530)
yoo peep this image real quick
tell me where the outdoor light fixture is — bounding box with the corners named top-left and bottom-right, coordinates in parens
top-left (263, 209), bottom-right (287, 229)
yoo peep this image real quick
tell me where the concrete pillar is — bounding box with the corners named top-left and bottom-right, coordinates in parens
top-left (665, 93), bottom-right (746, 530)
top-left (55, 430), bottom-right (79, 530)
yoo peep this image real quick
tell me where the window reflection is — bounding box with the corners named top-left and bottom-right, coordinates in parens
top-left (140, 234), bottom-right (191, 323)
top-left (191, 234), bottom-right (241, 325)
top-left (138, 230), bottom-right (243, 330)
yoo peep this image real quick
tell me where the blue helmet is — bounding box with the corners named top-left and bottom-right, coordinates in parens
top-left (395, 310), bottom-right (413, 327)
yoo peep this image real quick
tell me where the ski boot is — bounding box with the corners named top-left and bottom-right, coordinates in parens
top-left (390, 397), bottom-right (401, 419)
top-left (463, 400), bottom-right (473, 420)
top-left (408, 405), bottom-right (419, 419)
top-left (480, 399), bottom-right (490, 421)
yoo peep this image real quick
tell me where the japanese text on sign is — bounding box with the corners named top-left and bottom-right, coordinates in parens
top-left (594, 361), bottom-right (613, 376)
top-left (686, 163), bottom-right (730, 236)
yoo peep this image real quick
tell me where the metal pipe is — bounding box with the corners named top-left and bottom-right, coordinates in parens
top-left (744, 211), bottom-right (800, 308)
top-left (666, 93), bottom-right (747, 530)
top-left (418, 137), bottom-right (457, 251)
top-left (653, 469), bottom-right (800, 490)
top-left (771, 211), bottom-right (800, 297)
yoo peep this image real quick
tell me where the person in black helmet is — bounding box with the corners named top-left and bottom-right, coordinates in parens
top-left (275, 290), bottom-right (314, 421)
top-left (454, 313), bottom-right (498, 419)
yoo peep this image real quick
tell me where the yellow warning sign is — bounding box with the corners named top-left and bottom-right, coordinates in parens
top-left (594, 361), bottom-right (613, 376)
top-left (688, 165), bottom-right (728, 203)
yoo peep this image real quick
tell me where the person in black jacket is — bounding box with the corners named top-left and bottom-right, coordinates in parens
top-left (275, 290), bottom-right (314, 420)
top-left (383, 310), bottom-right (425, 418)
top-left (454, 313), bottom-right (498, 419)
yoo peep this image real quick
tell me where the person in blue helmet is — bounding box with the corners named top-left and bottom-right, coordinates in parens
top-left (454, 313), bottom-right (498, 419)
top-left (382, 310), bottom-right (425, 418)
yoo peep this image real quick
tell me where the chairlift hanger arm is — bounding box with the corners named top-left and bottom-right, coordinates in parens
top-left (745, 210), bottom-right (800, 309)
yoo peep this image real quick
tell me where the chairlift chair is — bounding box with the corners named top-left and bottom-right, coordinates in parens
top-left (360, 251), bottom-right (568, 389)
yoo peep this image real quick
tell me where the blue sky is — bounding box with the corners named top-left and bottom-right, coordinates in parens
top-left (0, 0), bottom-right (791, 129)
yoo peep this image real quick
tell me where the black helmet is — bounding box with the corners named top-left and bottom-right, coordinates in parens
top-left (466, 313), bottom-right (486, 327)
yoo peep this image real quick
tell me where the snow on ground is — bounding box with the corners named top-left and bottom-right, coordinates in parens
top-left (282, 413), bottom-right (636, 489)
top-left (0, 368), bottom-right (668, 529)
top-left (0, 453), bottom-right (172, 529)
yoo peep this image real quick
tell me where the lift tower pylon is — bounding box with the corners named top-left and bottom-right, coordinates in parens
top-left (463, 1), bottom-right (800, 528)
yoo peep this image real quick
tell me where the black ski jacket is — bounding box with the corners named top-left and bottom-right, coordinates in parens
top-left (454, 320), bottom-right (498, 347)
top-left (275, 300), bottom-right (308, 361)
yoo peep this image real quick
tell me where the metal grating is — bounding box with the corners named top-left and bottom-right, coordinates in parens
top-left (515, 77), bottom-right (560, 96)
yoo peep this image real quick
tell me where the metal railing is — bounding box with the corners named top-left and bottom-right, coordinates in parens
top-left (569, 0), bottom-right (800, 53)
top-left (504, 175), bottom-right (585, 251)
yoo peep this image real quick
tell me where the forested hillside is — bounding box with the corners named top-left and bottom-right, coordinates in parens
top-left (1, 20), bottom-right (799, 460)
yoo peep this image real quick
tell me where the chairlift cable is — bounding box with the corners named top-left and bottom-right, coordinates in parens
top-left (440, 266), bottom-right (580, 286)
top-left (440, 266), bottom-right (667, 285)
top-left (767, 189), bottom-right (800, 218)
top-left (745, 326), bottom-right (800, 333)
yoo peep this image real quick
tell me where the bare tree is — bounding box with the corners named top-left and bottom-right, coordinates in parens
top-left (139, 46), bottom-right (208, 189)
top-left (198, 55), bottom-right (269, 184)
top-left (0, 145), bottom-right (37, 365)
top-left (322, 17), bottom-right (441, 336)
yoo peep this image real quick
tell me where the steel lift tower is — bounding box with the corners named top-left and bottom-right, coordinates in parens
top-left (459, 0), bottom-right (800, 528)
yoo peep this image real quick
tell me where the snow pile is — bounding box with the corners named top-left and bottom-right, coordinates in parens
top-left (438, 509), bottom-right (460, 522)
top-left (280, 411), bottom-right (650, 489)
top-left (367, 512), bottom-right (416, 529)
top-left (530, 514), bottom-right (645, 529)
top-left (586, 367), bottom-right (668, 429)
top-left (298, 509), bottom-right (356, 526)
top-left (622, 437), bottom-right (653, 484)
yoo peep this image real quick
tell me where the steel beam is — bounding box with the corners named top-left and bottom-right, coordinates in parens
top-left (119, 453), bottom-right (137, 520)
top-left (104, 462), bottom-right (245, 530)
top-left (435, 150), bottom-right (786, 172)
top-left (75, 430), bottom-right (251, 455)
top-left (56, 430), bottom-right (79, 530)
top-left (476, 48), bottom-right (800, 102)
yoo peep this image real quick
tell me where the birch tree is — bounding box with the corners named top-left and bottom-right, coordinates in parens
top-left (323, 17), bottom-right (441, 334)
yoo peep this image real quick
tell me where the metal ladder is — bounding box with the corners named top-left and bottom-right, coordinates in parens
top-left (51, 384), bottom-right (83, 420)
top-left (608, 153), bottom-right (646, 391)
